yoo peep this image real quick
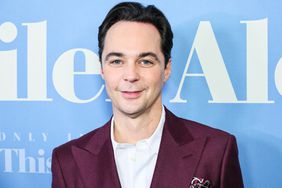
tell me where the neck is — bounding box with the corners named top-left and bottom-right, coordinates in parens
top-left (113, 104), bottom-right (163, 144)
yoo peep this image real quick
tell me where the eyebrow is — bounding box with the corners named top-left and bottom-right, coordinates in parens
top-left (104, 52), bottom-right (161, 63)
top-left (139, 52), bottom-right (161, 63)
top-left (104, 52), bottom-right (123, 62)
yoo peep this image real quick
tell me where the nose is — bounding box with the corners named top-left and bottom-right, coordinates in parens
top-left (122, 63), bottom-right (140, 82)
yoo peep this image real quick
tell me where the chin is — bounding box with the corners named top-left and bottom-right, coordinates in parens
top-left (119, 105), bottom-right (145, 117)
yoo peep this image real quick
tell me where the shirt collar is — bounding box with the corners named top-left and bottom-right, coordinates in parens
top-left (111, 106), bottom-right (165, 154)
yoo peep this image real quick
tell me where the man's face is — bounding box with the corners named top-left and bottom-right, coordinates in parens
top-left (101, 21), bottom-right (171, 117)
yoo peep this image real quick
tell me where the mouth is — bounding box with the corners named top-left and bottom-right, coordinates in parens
top-left (121, 90), bottom-right (143, 99)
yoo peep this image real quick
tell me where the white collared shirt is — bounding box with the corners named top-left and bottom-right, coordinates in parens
top-left (110, 106), bottom-right (165, 188)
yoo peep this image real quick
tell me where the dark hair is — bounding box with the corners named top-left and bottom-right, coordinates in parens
top-left (98, 2), bottom-right (173, 67)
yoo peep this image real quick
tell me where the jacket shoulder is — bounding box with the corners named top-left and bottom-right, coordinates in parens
top-left (179, 117), bottom-right (233, 138)
top-left (53, 122), bottom-right (110, 156)
top-left (165, 107), bottom-right (233, 140)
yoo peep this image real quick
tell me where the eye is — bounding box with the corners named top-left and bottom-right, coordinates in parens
top-left (109, 59), bottom-right (123, 67)
top-left (139, 60), bottom-right (154, 67)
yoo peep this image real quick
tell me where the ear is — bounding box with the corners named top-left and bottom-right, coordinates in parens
top-left (100, 66), bottom-right (104, 80)
top-left (164, 59), bottom-right (172, 82)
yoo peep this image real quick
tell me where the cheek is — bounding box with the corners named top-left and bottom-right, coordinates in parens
top-left (103, 68), bottom-right (121, 83)
top-left (145, 71), bottom-right (164, 87)
top-left (103, 73), bottom-right (117, 89)
top-left (105, 77), bottom-right (117, 88)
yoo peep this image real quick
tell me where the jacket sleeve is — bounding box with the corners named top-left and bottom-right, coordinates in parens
top-left (220, 135), bottom-right (244, 188)
top-left (52, 148), bottom-right (67, 188)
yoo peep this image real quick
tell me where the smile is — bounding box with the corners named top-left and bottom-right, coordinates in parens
top-left (121, 90), bottom-right (143, 99)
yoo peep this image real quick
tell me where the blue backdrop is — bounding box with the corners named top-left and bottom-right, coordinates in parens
top-left (1, 0), bottom-right (282, 187)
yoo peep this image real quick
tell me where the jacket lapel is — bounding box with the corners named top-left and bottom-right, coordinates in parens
top-left (150, 109), bottom-right (207, 188)
top-left (68, 108), bottom-right (206, 188)
top-left (71, 121), bottom-right (121, 188)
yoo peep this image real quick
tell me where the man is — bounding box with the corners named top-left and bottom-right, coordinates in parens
top-left (52, 2), bottom-right (244, 188)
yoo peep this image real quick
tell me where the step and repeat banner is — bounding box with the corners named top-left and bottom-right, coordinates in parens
top-left (1, 0), bottom-right (282, 187)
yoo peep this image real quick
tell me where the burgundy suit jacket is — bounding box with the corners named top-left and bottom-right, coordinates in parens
top-left (52, 108), bottom-right (244, 188)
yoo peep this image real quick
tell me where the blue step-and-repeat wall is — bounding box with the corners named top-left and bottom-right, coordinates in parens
top-left (1, 0), bottom-right (282, 187)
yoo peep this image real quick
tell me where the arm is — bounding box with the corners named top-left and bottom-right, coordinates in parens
top-left (220, 135), bottom-right (244, 188)
top-left (52, 148), bottom-right (67, 188)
